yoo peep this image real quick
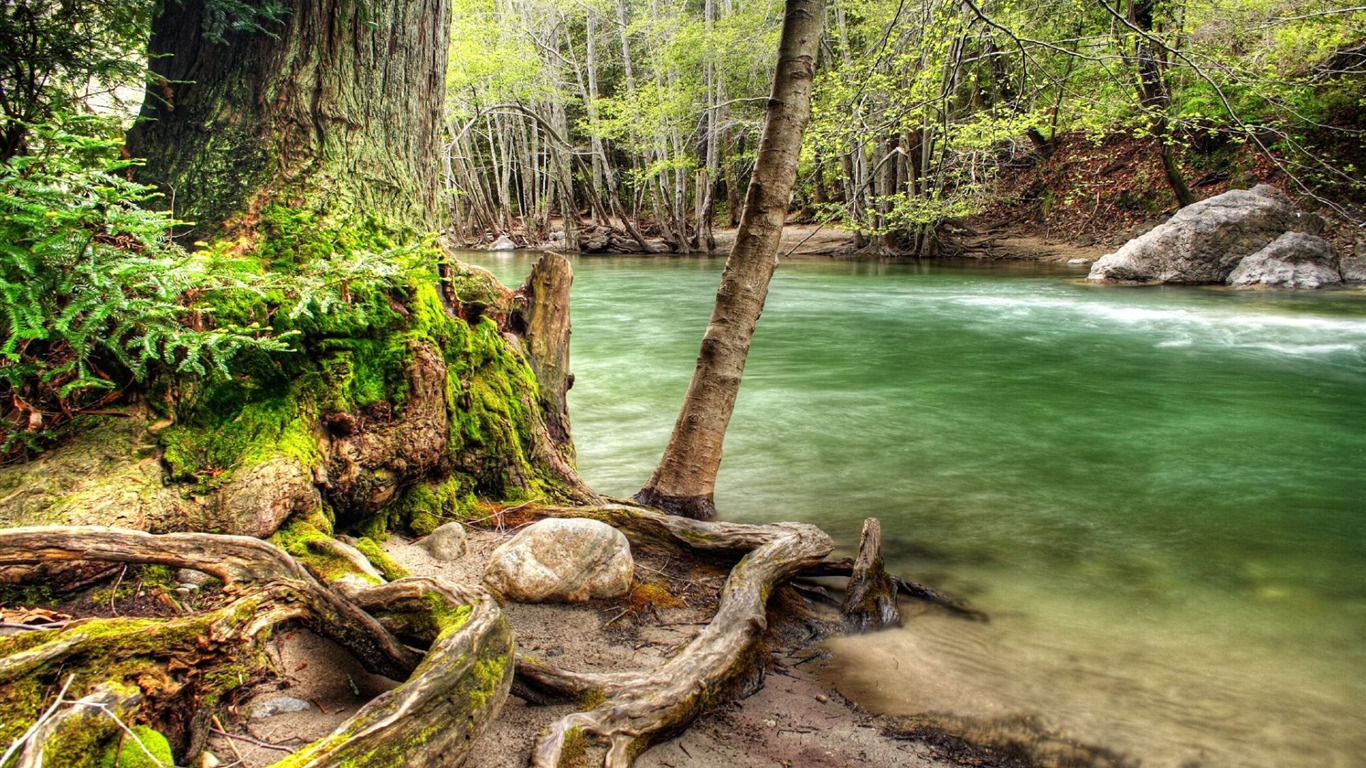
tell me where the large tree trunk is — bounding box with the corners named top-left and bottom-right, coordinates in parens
top-left (635, 0), bottom-right (825, 519)
top-left (127, 0), bottom-right (449, 237)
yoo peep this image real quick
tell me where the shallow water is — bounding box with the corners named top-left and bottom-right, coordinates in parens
top-left (465, 251), bottom-right (1366, 767)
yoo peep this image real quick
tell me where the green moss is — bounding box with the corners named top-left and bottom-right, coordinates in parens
top-left (0, 675), bottom-right (45, 744)
top-left (160, 380), bottom-right (321, 490)
top-left (576, 687), bottom-right (607, 711)
top-left (270, 518), bottom-right (378, 585)
top-left (383, 476), bottom-right (480, 536)
top-left (0, 582), bottom-right (53, 607)
top-left (99, 725), bottom-right (174, 767)
top-left (429, 596), bottom-right (473, 634)
top-left (355, 537), bottom-right (409, 581)
top-left (463, 652), bottom-right (510, 720)
top-left (559, 726), bottom-right (593, 768)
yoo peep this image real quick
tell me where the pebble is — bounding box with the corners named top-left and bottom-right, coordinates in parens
top-left (815, 693), bottom-right (829, 703)
top-left (249, 696), bottom-right (315, 719)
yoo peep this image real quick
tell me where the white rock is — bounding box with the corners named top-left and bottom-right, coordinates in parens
top-left (1089, 185), bottom-right (1301, 284)
top-left (483, 518), bottom-right (633, 602)
top-left (489, 234), bottom-right (518, 250)
top-left (249, 696), bottom-right (314, 719)
top-left (1227, 231), bottom-right (1341, 288)
top-left (422, 522), bottom-right (468, 562)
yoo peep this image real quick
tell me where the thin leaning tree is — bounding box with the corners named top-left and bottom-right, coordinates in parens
top-left (635, 0), bottom-right (826, 520)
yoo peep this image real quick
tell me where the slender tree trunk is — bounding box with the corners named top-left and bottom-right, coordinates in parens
top-left (1125, 0), bottom-right (1196, 207)
top-left (635, 0), bottom-right (825, 520)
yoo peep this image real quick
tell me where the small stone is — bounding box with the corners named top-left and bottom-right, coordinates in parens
top-left (177, 568), bottom-right (214, 587)
top-left (195, 751), bottom-right (221, 768)
top-left (249, 696), bottom-right (314, 720)
top-left (422, 522), bottom-right (468, 562)
top-left (483, 518), bottom-right (634, 602)
top-left (1067, 258), bottom-right (1091, 266)
top-left (815, 693), bottom-right (829, 703)
top-left (175, 584), bottom-right (200, 595)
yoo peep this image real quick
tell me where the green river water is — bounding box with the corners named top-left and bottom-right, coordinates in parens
top-left (464, 251), bottom-right (1366, 768)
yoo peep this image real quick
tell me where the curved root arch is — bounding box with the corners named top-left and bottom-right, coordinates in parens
top-left (515, 505), bottom-right (835, 768)
top-left (0, 527), bottom-right (510, 768)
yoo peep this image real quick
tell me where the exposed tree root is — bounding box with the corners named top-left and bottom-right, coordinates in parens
top-left (276, 578), bottom-right (513, 768)
top-left (840, 517), bottom-right (901, 632)
top-left (0, 527), bottom-right (420, 679)
top-left (507, 504), bottom-right (834, 767)
top-left (803, 557), bottom-right (988, 621)
top-left (0, 527), bottom-right (511, 767)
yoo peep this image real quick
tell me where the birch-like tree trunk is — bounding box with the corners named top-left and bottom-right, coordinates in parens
top-left (636, 0), bottom-right (825, 519)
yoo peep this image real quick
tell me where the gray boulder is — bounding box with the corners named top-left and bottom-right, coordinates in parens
top-left (1088, 185), bottom-right (1322, 285)
top-left (1227, 232), bottom-right (1341, 288)
top-left (1341, 232), bottom-right (1366, 283)
top-left (489, 234), bottom-right (517, 250)
top-left (483, 518), bottom-right (633, 603)
top-left (421, 521), bottom-right (467, 562)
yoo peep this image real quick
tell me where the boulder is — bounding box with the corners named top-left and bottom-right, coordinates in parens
top-left (483, 518), bottom-right (633, 602)
top-left (421, 521), bottom-right (467, 562)
top-left (489, 234), bottom-right (517, 250)
top-left (1227, 232), bottom-right (1341, 288)
top-left (1088, 185), bottom-right (1321, 285)
top-left (1341, 232), bottom-right (1366, 283)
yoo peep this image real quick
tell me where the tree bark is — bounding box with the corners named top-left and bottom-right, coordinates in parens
top-left (839, 517), bottom-right (900, 632)
top-left (635, 0), bottom-right (825, 520)
top-left (127, 0), bottom-right (450, 237)
top-left (1124, 0), bottom-right (1196, 207)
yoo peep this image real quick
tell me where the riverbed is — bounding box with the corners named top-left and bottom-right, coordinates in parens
top-left (464, 251), bottom-right (1366, 768)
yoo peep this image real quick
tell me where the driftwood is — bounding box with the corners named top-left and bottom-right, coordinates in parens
top-left (840, 517), bottom-right (901, 632)
top-left (0, 527), bottom-right (510, 767)
top-left (803, 558), bottom-right (987, 621)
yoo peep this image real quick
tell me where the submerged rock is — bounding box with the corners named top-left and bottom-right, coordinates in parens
top-left (1088, 185), bottom-right (1334, 286)
top-left (1227, 232), bottom-right (1341, 288)
top-left (483, 518), bottom-right (633, 602)
top-left (421, 521), bottom-right (467, 561)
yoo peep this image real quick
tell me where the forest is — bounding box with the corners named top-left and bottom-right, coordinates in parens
top-left (440, 0), bottom-right (1364, 253)
top-left (0, 0), bottom-right (1363, 766)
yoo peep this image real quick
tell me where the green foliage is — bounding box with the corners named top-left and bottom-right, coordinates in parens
top-left (0, 0), bottom-right (152, 159)
top-left (98, 725), bottom-right (174, 768)
top-left (0, 115), bottom-right (294, 457)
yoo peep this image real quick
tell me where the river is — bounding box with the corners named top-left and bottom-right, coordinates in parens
top-left (463, 251), bottom-right (1366, 768)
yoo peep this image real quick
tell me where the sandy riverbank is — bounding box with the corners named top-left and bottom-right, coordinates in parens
top-left (206, 525), bottom-right (964, 768)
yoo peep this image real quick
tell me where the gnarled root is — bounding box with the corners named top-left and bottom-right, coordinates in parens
top-left (276, 578), bottom-right (513, 768)
top-left (517, 505), bottom-right (834, 768)
top-left (0, 527), bottom-right (512, 767)
top-left (839, 517), bottom-right (901, 632)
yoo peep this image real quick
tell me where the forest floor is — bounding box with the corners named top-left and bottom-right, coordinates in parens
top-left (203, 526), bottom-right (965, 768)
